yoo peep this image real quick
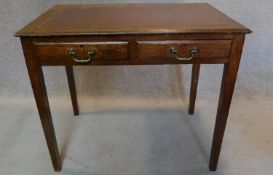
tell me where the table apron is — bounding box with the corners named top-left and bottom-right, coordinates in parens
top-left (32, 36), bottom-right (233, 65)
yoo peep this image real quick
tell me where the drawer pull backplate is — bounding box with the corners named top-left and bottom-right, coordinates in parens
top-left (68, 48), bottom-right (96, 63)
top-left (170, 47), bottom-right (199, 61)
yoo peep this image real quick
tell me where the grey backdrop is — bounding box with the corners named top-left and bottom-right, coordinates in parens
top-left (0, 0), bottom-right (272, 99)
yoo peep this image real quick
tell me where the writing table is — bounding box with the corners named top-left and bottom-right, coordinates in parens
top-left (15, 3), bottom-right (251, 171)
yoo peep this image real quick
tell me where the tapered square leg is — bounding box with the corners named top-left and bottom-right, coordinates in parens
top-left (65, 66), bottom-right (79, 116)
top-left (209, 35), bottom-right (245, 171)
top-left (21, 38), bottom-right (62, 172)
top-left (189, 64), bottom-right (200, 115)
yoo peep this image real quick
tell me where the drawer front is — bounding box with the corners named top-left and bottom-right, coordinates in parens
top-left (35, 41), bottom-right (129, 64)
top-left (33, 38), bottom-right (232, 65)
top-left (137, 40), bottom-right (232, 62)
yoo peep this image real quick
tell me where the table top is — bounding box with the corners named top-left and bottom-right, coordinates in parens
top-left (15, 3), bottom-right (251, 37)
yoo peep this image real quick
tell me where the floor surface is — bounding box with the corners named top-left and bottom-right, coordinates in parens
top-left (0, 95), bottom-right (272, 175)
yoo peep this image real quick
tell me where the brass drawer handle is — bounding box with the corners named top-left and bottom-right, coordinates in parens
top-left (68, 48), bottom-right (96, 63)
top-left (170, 47), bottom-right (199, 61)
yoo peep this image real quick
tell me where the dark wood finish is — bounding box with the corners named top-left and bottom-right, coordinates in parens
top-left (31, 33), bottom-right (236, 42)
top-left (34, 39), bottom-right (231, 65)
top-left (20, 38), bottom-right (62, 172)
top-left (15, 3), bottom-right (251, 172)
top-left (209, 34), bottom-right (245, 171)
top-left (15, 3), bottom-right (251, 36)
top-left (65, 66), bottom-right (79, 116)
top-left (138, 40), bottom-right (231, 59)
top-left (35, 41), bottom-right (130, 62)
top-left (189, 64), bottom-right (201, 115)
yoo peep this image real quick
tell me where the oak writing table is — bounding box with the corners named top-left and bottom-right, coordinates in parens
top-left (15, 3), bottom-right (251, 172)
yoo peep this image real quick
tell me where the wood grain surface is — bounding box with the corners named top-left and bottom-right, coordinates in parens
top-left (15, 3), bottom-right (251, 36)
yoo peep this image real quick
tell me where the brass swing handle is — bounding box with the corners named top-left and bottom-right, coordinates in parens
top-left (68, 48), bottom-right (97, 63)
top-left (170, 47), bottom-right (199, 61)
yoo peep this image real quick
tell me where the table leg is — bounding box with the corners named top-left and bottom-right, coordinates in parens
top-left (65, 66), bottom-right (79, 116)
top-left (21, 38), bottom-right (62, 172)
top-left (209, 35), bottom-right (245, 171)
top-left (189, 64), bottom-right (200, 115)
